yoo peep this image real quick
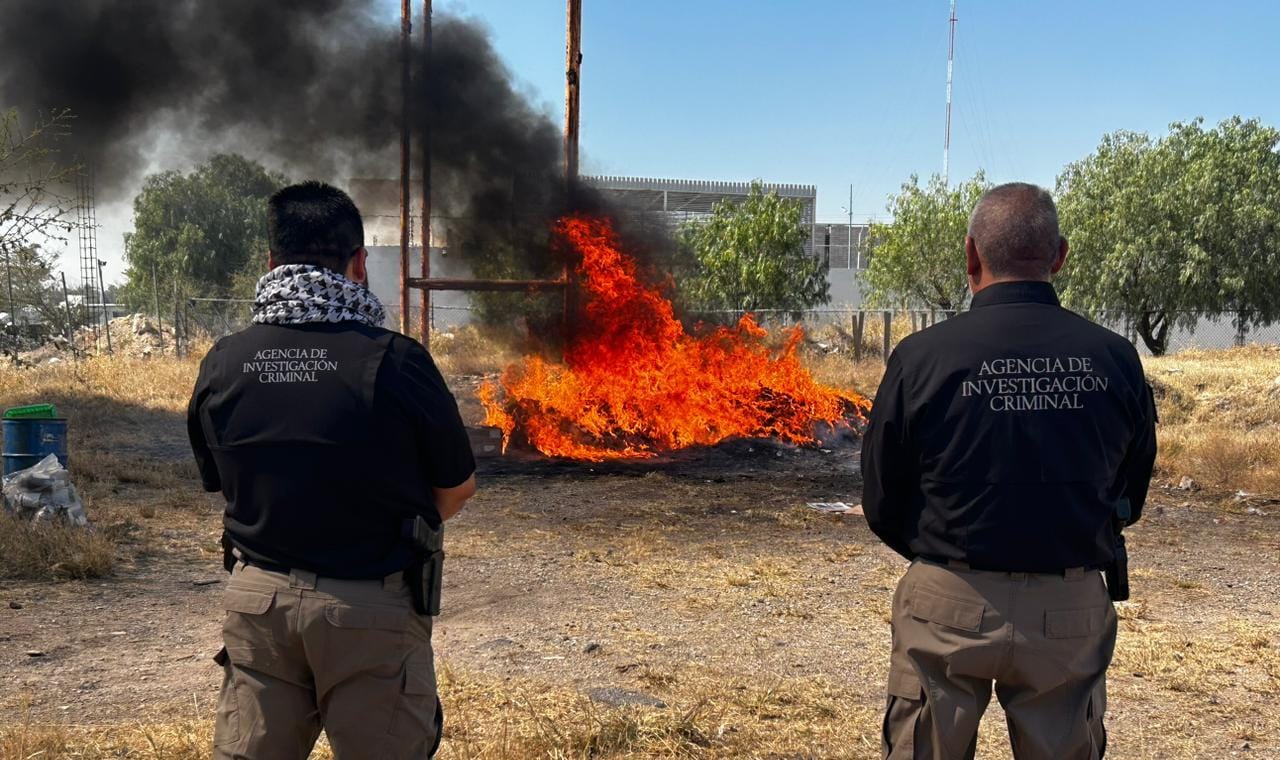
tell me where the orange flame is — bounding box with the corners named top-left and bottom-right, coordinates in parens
top-left (479, 214), bottom-right (871, 461)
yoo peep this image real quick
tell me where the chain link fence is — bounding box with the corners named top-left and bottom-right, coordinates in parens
top-left (180, 297), bottom-right (1280, 361)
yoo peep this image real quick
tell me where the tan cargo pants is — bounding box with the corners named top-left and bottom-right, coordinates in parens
top-left (213, 562), bottom-right (441, 760)
top-left (883, 560), bottom-right (1117, 760)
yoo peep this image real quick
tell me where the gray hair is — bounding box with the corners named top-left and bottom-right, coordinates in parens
top-left (967, 182), bottom-right (1062, 279)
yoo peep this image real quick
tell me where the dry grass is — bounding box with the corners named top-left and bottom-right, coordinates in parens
top-left (1, 344), bottom-right (1277, 757)
top-left (0, 667), bottom-right (882, 760)
top-left (0, 352), bottom-right (203, 416)
top-left (431, 325), bottom-right (524, 378)
top-left (8, 628), bottom-right (1274, 760)
top-left (0, 513), bottom-right (115, 580)
top-left (1145, 346), bottom-right (1280, 495)
top-left (0, 354), bottom-right (204, 580)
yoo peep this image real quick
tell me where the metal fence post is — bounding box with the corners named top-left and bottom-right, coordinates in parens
top-left (882, 310), bottom-right (892, 364)
top-left (60, 272), bottom-right (73, 344)
top-left (173, 280), bottom-right (183, 359)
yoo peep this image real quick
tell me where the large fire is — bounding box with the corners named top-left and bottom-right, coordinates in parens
top-left (479, 214), bottom-right (871, 461)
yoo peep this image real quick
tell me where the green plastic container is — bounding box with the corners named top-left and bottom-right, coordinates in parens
top-left (3, 404), bottom-right (58, 420)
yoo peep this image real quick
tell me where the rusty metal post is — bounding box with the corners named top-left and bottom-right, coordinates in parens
top-left (399, 0), bottom-right (412, 335)
top-left (419, 0), bottom-right (433, 346)
top-left (882, 311), bottom-right (892, 364)
top-left (853, 311), bottom-right (865, 361)
top-left (564, 0), bottom-right (582, 187)
top-left (562, 0), bottom-right (582, 340)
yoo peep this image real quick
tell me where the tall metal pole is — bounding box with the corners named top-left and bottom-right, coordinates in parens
top-left (943, 0), bottom-right (957, 185)
top-left (564, 0), bottom-right (583, 188)
top-left (562, 0), bottom-right (583, 338)
top-left (399, 0), bottom-right (413, 335)
top-left (848, 184), bottom-right (855, 269)
top-left (60, 271), bottom-right (73, 345)
top-left (420, 0), bottom-right (432, 346)
top-left (97, 259), bottom-right (112, 354)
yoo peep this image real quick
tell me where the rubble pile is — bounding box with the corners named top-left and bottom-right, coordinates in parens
top-left (73, 314), bottom-right (178, 358)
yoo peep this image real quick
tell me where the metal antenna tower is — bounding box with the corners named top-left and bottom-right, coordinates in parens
top-left (75, 168), bottom-right (101, 349)
top-left (943, 0), bottom-right (957, 185)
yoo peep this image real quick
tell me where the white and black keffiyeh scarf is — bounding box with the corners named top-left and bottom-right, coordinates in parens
top-left (252, 265), bottom-right (386, 327)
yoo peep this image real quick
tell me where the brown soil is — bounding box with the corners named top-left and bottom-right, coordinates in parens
top-left (2, 425), bottom-right (1278, 758)
top-left (1, 346), bottom-right (1278, 757)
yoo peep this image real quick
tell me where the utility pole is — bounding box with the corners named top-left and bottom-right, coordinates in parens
top-left (420, 0), bottom-right (433, 346)
top-left (943, 0), bottom-right (957, 185)
top-left (399, 0), bottom-right (413, 335)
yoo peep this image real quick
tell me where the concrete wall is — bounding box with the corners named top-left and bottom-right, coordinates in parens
top-left (365, 246), bottom-right (474, 330)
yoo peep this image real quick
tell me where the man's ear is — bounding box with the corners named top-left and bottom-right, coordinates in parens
top-left (1050, 236), bottom-right (1069, 275)
top-left (266, 251), bottom-right (276, 270)
top-left (346, 247), bottom-right (369, 284)
top-left (965, 236), bottom-right (982, 278)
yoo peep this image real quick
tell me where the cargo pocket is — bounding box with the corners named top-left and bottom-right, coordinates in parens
top-left (883, 666), bottom-right (924, 758)
top-left (221, 588), bottom-right (275, 647)
top-left (212, 646), bottom-right (239, 748)
top-left (1087, 681), bottom-right (1108, 758)
top-left (389, 660), bottom-right (440, 743)
top-left (909, 588), bottom-right (984, 632)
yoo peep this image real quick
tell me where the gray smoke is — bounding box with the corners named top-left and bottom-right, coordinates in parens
top-left (0, 0), bottom-right (575, 277)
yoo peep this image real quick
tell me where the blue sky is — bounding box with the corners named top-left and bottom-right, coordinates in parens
top-left (89, 0), bottom-right (1280, 283)
top-left (426, 0), bottom-right (1280, 223)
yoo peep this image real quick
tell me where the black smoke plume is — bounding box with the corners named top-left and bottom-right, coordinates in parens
top-left (0, 0), bottom-right (588, 282)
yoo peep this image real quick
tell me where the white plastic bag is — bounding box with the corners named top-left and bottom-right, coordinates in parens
top-left (2, 453), bottom-right (87, 526)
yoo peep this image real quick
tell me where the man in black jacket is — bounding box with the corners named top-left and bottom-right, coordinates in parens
top-left (861, 183), bottom-right (1156, 760)
top-left (188, 181), bottom-right (476, 759)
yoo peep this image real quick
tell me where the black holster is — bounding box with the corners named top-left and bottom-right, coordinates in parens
top-left (221, 532), bottom-right (236, 573)
top-left (403, 516), bottom-right (444, 616)
top-left (1105, 531), bottom-right (1130, 602)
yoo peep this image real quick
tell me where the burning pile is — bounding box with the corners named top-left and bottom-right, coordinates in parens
top-left (480, 215), bottom-right (870, 461)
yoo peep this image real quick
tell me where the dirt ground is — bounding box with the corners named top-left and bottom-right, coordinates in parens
top-left (2, 352), bottom-right (1279, 758)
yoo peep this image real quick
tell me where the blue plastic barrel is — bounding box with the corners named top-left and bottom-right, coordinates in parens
top-left (2, 418), bottom-right (69, 477)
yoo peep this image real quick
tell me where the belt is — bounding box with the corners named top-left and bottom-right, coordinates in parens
top-left (923, 557), bottom-right (1096, 578)
top-left (240, 556), bottom-right (292, 575)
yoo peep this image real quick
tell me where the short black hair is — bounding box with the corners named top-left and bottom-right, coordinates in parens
top-left (967, 182), bottom-right (1062, 280)
top-left (267, 181), bottom-right (365, 272)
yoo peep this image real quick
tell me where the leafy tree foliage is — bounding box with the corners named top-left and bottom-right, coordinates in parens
top-left (123, 154), bottom-right (288, 311)
top-left (862, 172), bottom-right (987, 311)
top-left (0, 243), bottom-right (66, 327)
top-left (677, 182), bottom-right (828, 317)
top-left (1056, 117), bottom-right (1280, 355)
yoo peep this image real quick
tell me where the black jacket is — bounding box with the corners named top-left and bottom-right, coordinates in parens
top-left (188, 322), bottom-right (475, 579)
top-left (860, 282), bottom-right (1157, 572)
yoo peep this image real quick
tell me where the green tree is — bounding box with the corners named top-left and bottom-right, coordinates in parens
top-left (861, 172), bottom-right (987, 312)
top-left (123, 154), bottom-right (288, 312)
top-left (0, 243), bottom-right (65, 327)
top-left (1056, 117), bottom-right (1280, 355)
top-left (676, 182), bottom-right (828, 318)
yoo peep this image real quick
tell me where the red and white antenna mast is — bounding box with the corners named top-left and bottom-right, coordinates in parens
top-left (943, 0), bottom-right (957, 185)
